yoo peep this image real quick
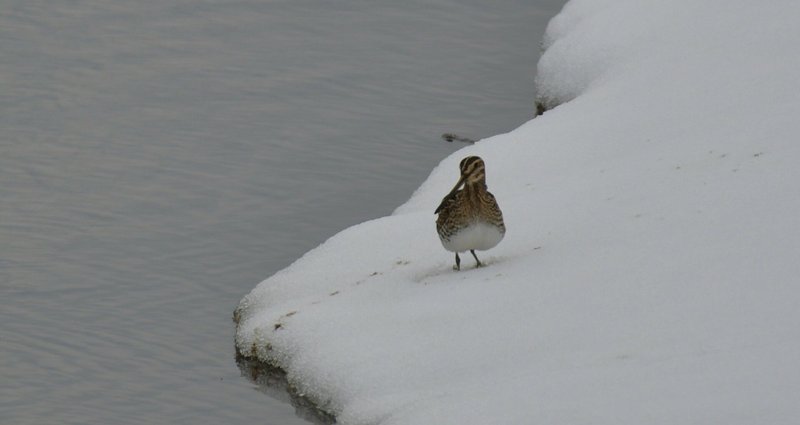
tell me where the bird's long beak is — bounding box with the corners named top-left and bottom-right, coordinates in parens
top-left (435, 174), bottom-right (467, 214)
top-left (446, 174), bottom-right (467, 197)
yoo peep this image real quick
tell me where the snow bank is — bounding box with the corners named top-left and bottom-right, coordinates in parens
top-left (236, 1), bottom-right (800, 423)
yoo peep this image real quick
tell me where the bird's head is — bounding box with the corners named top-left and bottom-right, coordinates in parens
top-left (459, 156), bottom-right (486, 185)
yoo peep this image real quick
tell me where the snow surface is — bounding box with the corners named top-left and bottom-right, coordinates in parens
top-left (236, 0), bottom-right (800, 423)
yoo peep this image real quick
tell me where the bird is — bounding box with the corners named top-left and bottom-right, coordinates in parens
top-left (435, 156), bottom-right (505, 270)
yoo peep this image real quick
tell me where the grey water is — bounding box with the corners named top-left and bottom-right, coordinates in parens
top-left (0, 0), bottom-right (565, 423)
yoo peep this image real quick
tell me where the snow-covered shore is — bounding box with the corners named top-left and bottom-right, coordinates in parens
top-left (235, 1), bottom-right (800, 423)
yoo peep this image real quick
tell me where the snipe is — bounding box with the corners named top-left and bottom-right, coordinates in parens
top-left (435, 156), bottom-right (505, 270)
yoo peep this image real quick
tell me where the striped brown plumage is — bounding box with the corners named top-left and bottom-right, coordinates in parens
top-left (435, 156), bottom-right (505, 270)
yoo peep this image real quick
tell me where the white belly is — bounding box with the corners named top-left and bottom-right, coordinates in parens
top-left (441, 222), bottom-right (504, 253)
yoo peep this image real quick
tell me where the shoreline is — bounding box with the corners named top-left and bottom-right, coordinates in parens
top-left (235, 352), bottom-right (337, 425)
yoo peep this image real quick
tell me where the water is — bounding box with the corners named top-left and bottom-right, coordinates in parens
top-left (0, 0), bottom-right (565, 423)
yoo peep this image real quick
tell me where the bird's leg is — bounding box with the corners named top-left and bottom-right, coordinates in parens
top-left (453, 253), bottom-right (461, 271)
top-left (470, 250), bottom-right (483, 268)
